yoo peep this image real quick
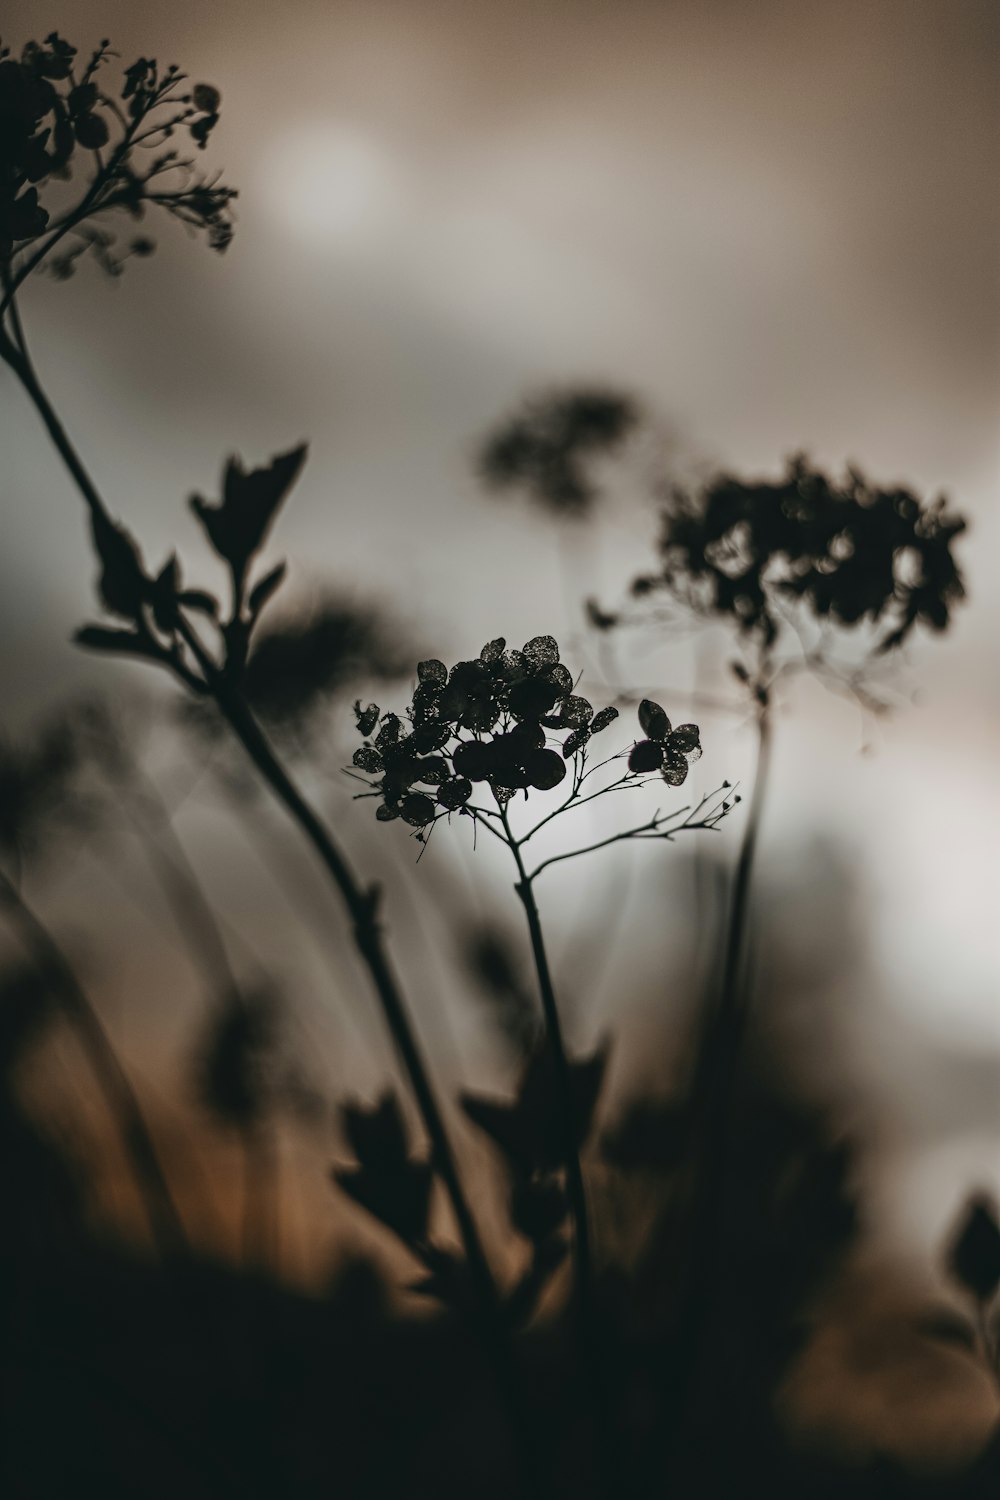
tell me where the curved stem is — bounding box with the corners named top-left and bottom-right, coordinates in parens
top-left (3, 313), bottom-right (499, 1322)
top-left (205, 688), bottom-right (501, 1309)
top-left (0, 321), bottom-right (104, 520)
top-left (4, 291), bottom-right (548, 1493)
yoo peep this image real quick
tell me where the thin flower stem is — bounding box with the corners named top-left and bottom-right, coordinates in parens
top-left (705, 698), bottom-right (772, 1094)
top-left (497, 805), bottom-right (621, 1495)
top-left (0, 867), bottom-right (188, 1258)
top-left (1, 325), bottom-right (521, 1407)
top-left (497, 804), bottom-right (592, 1318)
top-left (669, 696), bottom-right (773, 1443)
top-left (528, 789), bottom-right (730, 882)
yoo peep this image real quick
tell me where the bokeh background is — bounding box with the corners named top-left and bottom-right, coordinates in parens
top-left (2, 0), bottom-right (999, 1460)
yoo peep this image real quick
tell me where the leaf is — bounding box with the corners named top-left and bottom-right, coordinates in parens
top-left (417, 658), bottom-right (447, 686)
top-left (73, 110), bottom-right (109, 149)
top-left (192, 82), bottom-right (221, 113)
top-left (352, 746), bottom-right (383, 773)
top-left (190, 444), bottom-right (307, 589)
top-left (524, 748), bottom-right (567, 790)
top-left (638, 698), bottom-right (670, 740)
top-left (248, 561), bottom-right (287, 617)
top-left (522, 635), bottom-right (560, 669)
top-left (628, 739), bottom-right (664, 774)
top-left (660, 748), bottom-right (689, 786)
top-left (150, 553), bottom-right (181, 634)
top-left (460, 1094), bottom-right (536, 1177)
top-left (589, 705), bottom-right (619, 734)
top-left (948, 1196), bottom-right (1000, 1302)
top-left (342, 1093), bottom-right (410, 1172)
top-left (461, 1040), bottom-right (609, 1176)
top-left (90, 508), bottom-right (148, 620)
top-left (562, 728), bottom-right (590, 759)
top-left (667, 723), bottom-right (701, 755)
top-left (178, 589), bottom-right (219, 616)
top-left (74, 625), bottom-right (161, 660)
top-left (334, 1160), bottom-right (433, 1247)
top-left (354, 701), bottom-right (379, 736)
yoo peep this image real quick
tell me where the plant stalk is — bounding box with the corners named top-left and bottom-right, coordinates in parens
top-left (2, 324), bottom-right (526, 1434)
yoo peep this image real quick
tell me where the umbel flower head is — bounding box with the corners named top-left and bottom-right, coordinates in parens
top-left (634, 454), bottom-right (967, 654)
top-left (350, 635), bottom-right (704, 835)
top-left (1, 34), bottom-right (235, 275)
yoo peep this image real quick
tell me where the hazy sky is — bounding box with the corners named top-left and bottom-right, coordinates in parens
top-left (2, 0), bottom-right (1000, 1268)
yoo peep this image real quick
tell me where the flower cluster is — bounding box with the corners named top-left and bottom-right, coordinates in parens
top-left (351, 636), bottom-right (704, 833)
top-left (633, 455), bottom-right (966, 653)
top-left (627, 699), bottom-right (702, 784)
top-left (478, 388), bottom-right (639, 518)
top-left (1, 34), bottom-right (235, 272)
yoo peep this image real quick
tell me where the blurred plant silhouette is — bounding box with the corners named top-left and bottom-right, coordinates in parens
top-left (0, 32), bottom-right (234, 292)
top-left (1, 28), bottom-right (995, 1500)
top-left (350, 639), bottom-right (730, 1317)
top-left (479, 389), bottom-right (640, 520)
top-left (633, 453), bottom-right (966, 654)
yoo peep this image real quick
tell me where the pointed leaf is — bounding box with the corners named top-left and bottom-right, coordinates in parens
top-left (948, 1196), bottom-right (1000, 1302)
top-left (74, 625), bottom-right (162, 660)
top-left (248, 560), bottom-right (287, 617)
top-left (342, 1092), bottom-right (410, 1172)
top-left (334, 1160), bottom-right (432, 1247)
top-left (191, 444), bottom-right (307, 585)
top-left (91, 508), bottom-right (148, 619)
top-left (178, 589), bottom-right (219, 616)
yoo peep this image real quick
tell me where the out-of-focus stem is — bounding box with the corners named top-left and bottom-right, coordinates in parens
top-left (0, 869), bottom-right (188, 1258)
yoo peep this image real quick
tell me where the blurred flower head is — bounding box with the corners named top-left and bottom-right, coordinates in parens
top-left (633, 454), bottom-right (967, 655)
top-left (478, 388), bottom-right (639, 519)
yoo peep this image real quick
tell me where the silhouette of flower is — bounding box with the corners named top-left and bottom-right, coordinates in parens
top-left (1, 35), bottom-right (235, 274)
top-left (478, 388), bottom-right (639, 518)
top-left (350, 636), bottom-right (626, 830)
top-left (634, 454), bottom-right (966, 654)
top-left (627, 698), bottom-right (702, 785)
